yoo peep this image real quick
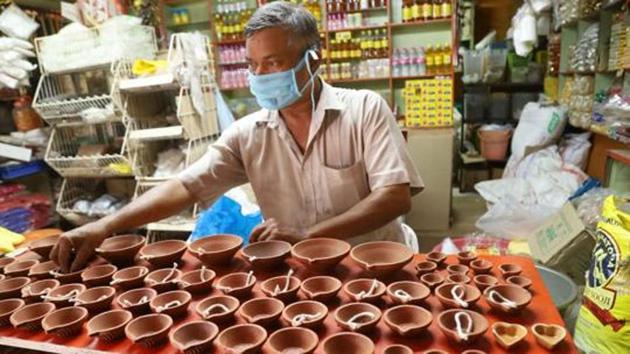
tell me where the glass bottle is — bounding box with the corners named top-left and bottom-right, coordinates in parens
top-left (412, 0), bottom-right (420, 21)
top-left (442, 0), bottom-right (452, 18)
top-left (434, 43), bottom-right (443, 73)
top-left (433, 0), bottom-right (442, 19)
top-left (402, 0), bottom-right (412, 23)
top-left (425, 45), bottom-right (434, 75)
top-left (422, 0), bottom-right (432, 21)
top-left (381, 29), bottom-right (388, 57)
top-left (442, 42), bottom-right (451, 72)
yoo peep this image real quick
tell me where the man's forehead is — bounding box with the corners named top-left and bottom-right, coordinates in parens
top-left (245, 27), bottom-right (298, 57)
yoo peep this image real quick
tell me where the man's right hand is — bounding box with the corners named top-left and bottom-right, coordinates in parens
top-left (49, 222), bottom-right (110, 273)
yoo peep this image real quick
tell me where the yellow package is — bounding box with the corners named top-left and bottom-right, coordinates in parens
top-left (575, 196), bottom-right (630, 354)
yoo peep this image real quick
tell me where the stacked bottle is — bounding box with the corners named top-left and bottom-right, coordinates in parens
top-left (220, 68), bottom-right (248, 89)
top-left (402, 0), bottom-right (452, 23)
top-left (326, 0), bottom-right (388, 30)
top-left (218, 44), bottom-right (247, 64)
top-left (392, 43), bottom-right (451, 77)
top-left (329, 30), bottom-right (388, 60)
top-left (213, 0), bottom-right (253, 41)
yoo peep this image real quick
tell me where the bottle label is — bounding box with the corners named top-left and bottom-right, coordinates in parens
top-left (435, 55), bottom-right (443, 66)
top-left (403, 7), bottom-right (412, 22)
top-left (426, 56), bottom-right (434, 66)
top-left (412, 5), bottom-right (420, 20)
top-left (444, 53), bottom-right (451, 65)
top-left (433, 4), bottom-right (441, 19)
top-left (422, 4), bottom-right (432, 18)
top-left (442, 3), bottom-right (452, 17)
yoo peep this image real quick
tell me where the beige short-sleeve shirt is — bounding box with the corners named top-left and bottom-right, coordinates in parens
top-left (178, 82), bottom-right (424, 245)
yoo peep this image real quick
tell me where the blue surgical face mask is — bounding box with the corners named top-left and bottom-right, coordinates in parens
top-left (248, 49), bottom-right (320, 110)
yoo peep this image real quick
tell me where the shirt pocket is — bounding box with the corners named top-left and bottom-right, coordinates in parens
top-left (321, 160), bottom-right (370, 215)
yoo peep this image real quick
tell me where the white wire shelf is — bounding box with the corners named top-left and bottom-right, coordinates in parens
top-left (128, 125), bottom-right (185, 141)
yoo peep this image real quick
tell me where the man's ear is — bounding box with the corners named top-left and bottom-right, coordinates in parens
top-left (307, 48), bottom-right (322, 72)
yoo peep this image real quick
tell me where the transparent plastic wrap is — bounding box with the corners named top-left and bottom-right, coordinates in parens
top-left (559, 0), bottom-right (579, 25)
top-left (569, 24), bottom-right (599, 73)
top-left (571, 188), bottom-right (614, 228)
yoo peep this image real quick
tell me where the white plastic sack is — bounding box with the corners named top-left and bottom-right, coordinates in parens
top-left (559, 133), bottom-right (592, 169)
top-left (0, 4), bottom-right (39, 40)
top-left (510, 102), bottom-right (567, 159)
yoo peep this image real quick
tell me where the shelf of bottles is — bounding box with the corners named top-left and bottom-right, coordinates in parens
top-left (400, 0), bottom-right (452, 24)
top-left (392, 43), bottom-right (451, 79)
top-left (324, 28), bottom-right (389, 82)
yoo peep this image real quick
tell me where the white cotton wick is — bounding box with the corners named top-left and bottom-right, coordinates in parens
top-left (42, 289), bottom-right (79, 301)
top-left (394, 289), bottom-right (413, 303)
top-left (488, 290), bottom-right (518, 309)
top-left (139, 254), bottom-right (153, 260)
top-left (203, 303), bottom-right (230, 317)
top-left (31, 287), bottom-right (53, 296)
top-left (200, 266), bottom-right (210, 282)
top-left (156, 300), bottom-right (182, 312)
top-left (161, 263), bottom-right (179, 283)
top-left (123, 296), bottom-right (149, 307)
top-left (346, 312), bottom-right (376, 330)
top-left (451, 285), bottom-right (468, 308)
top-left (248, 255), bottom-right (258, 262)
top-left (245, 270), bottom-right (254, 286)
top-left (283, 269), bottom-right (294, 291)
top-left (454, 311), bottom-right (473, 341)
top-left (357, 279), bottom-right (379, 299)
top-left (110, 278), bottom-right (122, 285)
top-left (291, 312), bottom-right (322, 327)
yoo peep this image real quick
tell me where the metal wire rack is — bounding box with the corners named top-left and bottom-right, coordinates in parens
top-left (176, 85), bottom-right (220, 140)
top-left (133, 178), bottom-right (197, 232)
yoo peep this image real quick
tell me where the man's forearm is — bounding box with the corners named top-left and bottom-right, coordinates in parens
top-left (307, 184), bottom-right (411, 240)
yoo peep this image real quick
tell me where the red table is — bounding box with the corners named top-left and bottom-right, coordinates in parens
top-left (0, 253), bottom-right (578, 354)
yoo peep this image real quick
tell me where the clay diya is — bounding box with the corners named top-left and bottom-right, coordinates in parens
top-left (177, 267), bottom-right (216, 294)
top-left (498, 263), bottom-right (522, 278)
top-left (188, 234), bottom-right (243, 266)
top-left (150, 290), bottom-right (191, 318)
top-left (0, 257), bottom-right (15, 273)
top-left (117, 287), bottom-right (157, 316)
top-left (170, 320), bottom-right (219, 354)
top-left (196, 295), bottom-right (240, 323)
top-left (144, 265), bottom-right (182, 293)
top-left (446, 274), bottom-right (472, 284)
top-left (215, 323), bottom-right (267, 354)
top-left (43, 283), bottom-right (85, 308)
top-left (266, 327), bottom-right (318, 354)
top-left (437, 309), bottom-right (489, 345)
top-left (139, 240), bottom-right (187, 268)
top-left (282, 300), bottom-right (328, 330)
top-left (260, 269), bottom-right (301, 303)
top-left (343, 278), bottom-right (386, 303)
top-left (384, 304), bottom-right (433, 337)
top-left (215, 271), bottom-right (256, 298)
top-left (462, 351), bottom-right (486, 354)
top-left (387, 281), bottom-right (430, 306)
top-left (473, 274), bottom-right (499, 292)
top-left (334, 302), bottom-right (382, 333)
top-left (507, 275), bottom-right (533, 290)
top-left (111, 265), bottom-right (149, 290)
top-left (50, 268), bottom-right (84, 284)
top-left (238, 297), bottom-right (284, 326)
top-left (446, 264), bottom-right (469, 275)
top-left (421, 351), bottom-right (448, 354)
top-left (484, 284), bottom-right (532, 314)
top-left (383, 344), bottom-right (414, 354)
top-left (28, 260), bottom-right (58, 280)
top-left (350, 241), bottom-right (413, 277)
top-left (425, 251), bottom-right (447, 266)
top-left (4, 259), bottom-right (39, 277)
top-left (300, 276), bottom-right (342, 303)
top-left (42, 306), bottom-right (88, 337)
top-left (81, 264), bottom-right (118, 287)
top-left (0, 277), bottom-right (31, 300)
top-left (10, 302), bottom-right (56, 331)
top-left (22, 279), bottom-right (60, 303)
top-left (415, 260), bottom-right (438, 276)
top-left (125, 313), bottom-right (173, 348)
top-left (241, 240), bottom-right (291, 268)
top-left (291, 237), bottom-right (351, 272)
top-left (531, 323), bottom-right (567, 350)
top-left (435, 283), bottom-right (481, 309)
top-left (470, 259), bottom-right (493, 274)
top-left (420, 272), bottom-right (445, 291)
top-left (28, 234), bottom-right (60, 259)
top-left (322, 332), bottom-right (375, 354)
top-left (457, 251), bottom-right (477, 265)
top-left (492, 321), bottom-right (527, 350)
top-left (0, 298), bottom-right (25, 327)
top-left (74, 286), bottom-right (116, 314)
top-left (87, 309), bottom-right (133, 342)
top-left (96, 234), bottom-right (145, 265)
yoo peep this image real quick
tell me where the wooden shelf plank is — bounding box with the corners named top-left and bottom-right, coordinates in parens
top-left (327, 24), bottom-right (387, 33)
top-left (390, 18), bottom-right (452, 28)
top-left (329, 76), bottom-right (389, 84)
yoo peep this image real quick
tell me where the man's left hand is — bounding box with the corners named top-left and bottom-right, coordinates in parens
top-left (249, 218), bottom-right (306, 244)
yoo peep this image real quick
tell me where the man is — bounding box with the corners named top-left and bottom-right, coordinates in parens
top-left (51, 1), bottom-right (423, 273)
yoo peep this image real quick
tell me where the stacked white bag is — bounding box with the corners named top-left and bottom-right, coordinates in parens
top-left (0, 4), bottom-right (39, 89)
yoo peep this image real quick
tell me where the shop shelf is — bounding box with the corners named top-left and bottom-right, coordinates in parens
top-left (393, 73), bottom-right (452, 80)
top-left (214, 38), bottom-right (246, 45)
top-left (327, 24), bottom-right (387, 33)
top-left (390, 18), bottom-right (452, 28)
top-left (0, 160), bottom-right (47, 180)
top-left (329, 76), bottom-right (389, 84)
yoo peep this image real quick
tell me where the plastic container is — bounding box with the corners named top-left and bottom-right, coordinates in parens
top-left (535, 265), bottom-right (577, 315)
top-left (464, 93), bottom-right (488, 122)
top-left (0, 161), bottom-right (46, 180)
top-left (489, 93), bottom-right (511, 122)
top-left (484, 48), bottom-right (508, 83)
top-left (462, 49), bottom-right (484, 83)
top-left (478, 129), bottom-right (511, 161)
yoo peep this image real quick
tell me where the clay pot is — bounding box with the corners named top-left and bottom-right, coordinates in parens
top-left (384, 304), bottom-right (433, 337)
top-left (28, 260), bottom-right (58, 280)
top-left (334, 302), bottom-right (382, 333)
top-left (150, 290), bottom-right (191, 318)
top-left (0, 298), bottom-right (25, 327)
top-left (238, 297), bottom-right (284, 326)
top-left (4, 259), bottom-right (39, 277)
top-left (470, 259), bottom-right (493, 274)
top-left (435, 283), bottom-right (481, 309)
top-left (196, 295), bottom-right (239, 323)
top-left (322, 332), bottom-right (374, 354)
top-left (484, 284), bottom-right (532, 314)
top-left (125, 313), bottom-right (173, 348)
top-left (74, 286), bottom-right (116, 314)
top-left (215, 324), bottom-right (267, 354)
top-left (266, 327), bottom-right (318, 354)
top-left (492, 321), bottom-right (527, 350)
top-left (51, 268), bottom-right (84, 284)
top-left (383, 344), bottom-right (414, 354)
top-left (0, 257), bottom-right (15, 273)
top-left (291, 237), bottom-right (351, 272)
top-left (117, 287), bottom-right (157, 316)
top-left (242, 240), bottom-right (291, 268)
top-left (425, 252), bottom-right (447, 266)
top-left (260, 274), bottom-right (301, 303)
top-left (111, 266), bottom-right (149, 290)
top-left (0, 277), bottom-right (31, 300)
top-left (343, 278), bottom-right (386, 303)
top-left (531, 323), bottom-right (566, 350)
top-left (96, 234), bottom-right (145, 266)
top-left (446, 274), bottom-right (471, 284)
top-left (387, 281), bottom-right (430, 306)
top-left (437, 309), bottom-right (489, 345)
top-left (28, 234), bottom-right (60, 259)
top-left (177, 268), bottom-right (216, 294)
top-left (300, 276), bottom-right (342, 303)
top-left (507, 275), bottom-right (532, 290)
top-left (446, 264), bottom-right (469, 275)
top-left (170, 320), bottom-right (219, 354)
top-left (462, 351), bottom-right (486, 354)
top-left (44, 283), bottom-right (85, 308)
top-left (81, 264), bottom-right (117, 287)
top-left (216, 271), bottom-right (256, 298)
top-left (42, 306), bottom-right (88, 337)
top-left (420, 272), bottom-right (445, 291)
top-left (498, 263), bottom-right (522, 278)
top-left (139, 240), bottom-right (187, 268)
top-left (282, 300), bottom-right (328, 330)
top-left (22, 279), bottom-right (60, 303)
top-left (87, 309), bottom-right (133, 343)
top-left (415, 261), bottom-right (437, 276)
top-left (473, 274), bottom-right (498, 292)
top-left (457, 251), bottom-right (477, 265)
top-left (10, 302), bottom-right (56, 331)
top-left (421, 351), bottom-right (448, 354)
top-left (144, 267), bottom-right (182, 293)
top-left (350, 241), bottom-right (413, 277)
top-left (188, 234), bottom-right (243, 266)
